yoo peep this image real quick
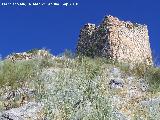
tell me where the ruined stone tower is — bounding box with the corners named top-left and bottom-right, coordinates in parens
top-left (76, 15), bottom-right (153, 65)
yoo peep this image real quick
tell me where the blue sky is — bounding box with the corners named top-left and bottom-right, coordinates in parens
top-left (0, 0), bottom-right (159, 64)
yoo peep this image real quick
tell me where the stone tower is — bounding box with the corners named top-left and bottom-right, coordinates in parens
top-left (76, 15), bottom-right (153, 65)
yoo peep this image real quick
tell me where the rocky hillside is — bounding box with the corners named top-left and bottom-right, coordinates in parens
top-left (0, 49), bottom-right (159, 120)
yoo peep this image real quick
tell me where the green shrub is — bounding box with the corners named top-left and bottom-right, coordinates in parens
top-left (145, 67), bottom-right (160, 93)
top-left (116, 62), bottom-right (152, 78)
top-left (0, 60), bottom-right (39, 89)
top-left (26, 48), bottom-right (39, 54)
top-left (39, 58), bottom-right (54, 69)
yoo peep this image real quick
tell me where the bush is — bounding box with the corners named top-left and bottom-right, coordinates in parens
top-left (39, 58), bottom-right (54, 69)
top-left (0, 59), bottom-right (40, 89)
top-left (145, 67), bottom-right (160, 93)
top-left (115, 62), bottom-right (152, 78)
top-left (26, 48), bottom-right (39, 54)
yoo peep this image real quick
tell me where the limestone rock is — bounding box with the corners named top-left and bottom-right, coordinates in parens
top-left (110, 68), bottom-right (121, 78)
top-left (109, 79), bottom-right (124, 89)
top-left (0, 102), bottom-right (44, 120)
top-left (139, 79), bottom-right (149, 92)
top-left (6, 49), bottom-right (52, 62)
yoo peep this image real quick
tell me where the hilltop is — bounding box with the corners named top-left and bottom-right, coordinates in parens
top-left (0, 49), bottom-right (159, 120)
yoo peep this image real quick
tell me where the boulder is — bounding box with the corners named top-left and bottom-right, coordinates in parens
top-left (0, 102), bottom-right (44, 120)
top-left (109, 79), bottom-right (124, 89)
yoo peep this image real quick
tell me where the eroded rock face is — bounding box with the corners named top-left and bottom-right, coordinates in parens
top-left (76, 15), bottom-right (153, 65)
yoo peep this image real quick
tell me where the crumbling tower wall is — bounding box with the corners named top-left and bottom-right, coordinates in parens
top-left (76, 15), bottom-right (153, 65)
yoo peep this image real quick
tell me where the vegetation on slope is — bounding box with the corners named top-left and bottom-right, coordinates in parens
top-left (0, 50), bottom-right (159, 119)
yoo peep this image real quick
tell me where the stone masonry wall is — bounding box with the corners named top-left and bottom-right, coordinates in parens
top-left (76, 15), bottom-right (153, 65)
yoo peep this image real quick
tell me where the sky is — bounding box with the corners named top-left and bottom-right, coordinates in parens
top-left (0, 0), bottom-right (159, 64)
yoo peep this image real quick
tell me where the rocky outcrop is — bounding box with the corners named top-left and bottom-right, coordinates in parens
top-left (76, 15), bottom-right (153, 65)
top-left (6, 49), bottom-right (52, 62)
top-left (0, 102), bottom-right (44, 120)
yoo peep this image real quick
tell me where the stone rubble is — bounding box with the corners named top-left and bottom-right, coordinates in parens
top-left (6, 49), bottom-right (52, 62)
